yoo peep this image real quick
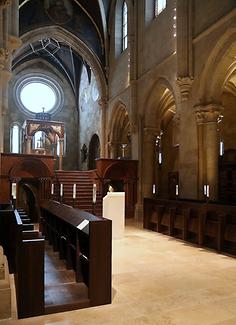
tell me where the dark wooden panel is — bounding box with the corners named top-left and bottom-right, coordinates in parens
top-left (16, 238), bottom-right (45, 318)
top-left (40, 200), bottom-right (112, 308)
top-left (144, 198), bottom-right (236, 256)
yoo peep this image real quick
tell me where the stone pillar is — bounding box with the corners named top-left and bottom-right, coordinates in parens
top-left (176, 77), bottom-right (197, 199)
top-left (195, 104), bottom-right (223, 201)
top-left (58, 138), bottom-right (64, 170)
top-left (26, 136), bottom-right (32, 154)
top-left (98, 98), bottom-right (107, 158)
top-left (0, 0), bottom-right (21, 153)
top-left (134, 115), bottom-right (143, 219)
top-left (176, 0), bottom-right (193, 77)
top-left (108, 141), bottom-right (118, 159)
top-left (143, 127), bottom-right (158, 198)
top-left (10, 0), bottom-right (19, 37)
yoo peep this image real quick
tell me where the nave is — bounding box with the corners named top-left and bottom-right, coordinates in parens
top-left (3, 220), bottom-right (236, 325)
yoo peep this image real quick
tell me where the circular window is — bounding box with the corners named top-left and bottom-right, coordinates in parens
top-left (20, 82), bottom-right (56, 113)
top-left (14, 74), bottom-right (64, 116)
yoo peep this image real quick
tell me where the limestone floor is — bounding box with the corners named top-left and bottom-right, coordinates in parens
top-left (2, 219), bottom-right (236, 325)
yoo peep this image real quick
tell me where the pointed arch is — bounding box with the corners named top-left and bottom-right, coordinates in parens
top-left (197, 27), bottom-right (236, 104)
top-left (108, 101), bottom-right (131, 158)
top-left (144, 77), bottom-right (176, 130)
top-left (88, 134), bottom-right (100, 170)
top-left (14, 25), bottom-right (107, 102)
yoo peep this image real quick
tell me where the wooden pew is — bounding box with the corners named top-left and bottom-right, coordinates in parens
top-left (12, 210), bottom-right (45, 319)
top-left (144, 198), bottom-right (236, 256)
top-left (40, 200), bottom-right (112, 309)
top-left (0, 207), bottom-right (44, 318)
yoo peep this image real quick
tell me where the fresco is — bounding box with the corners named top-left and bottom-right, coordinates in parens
top-left (44, 0), bottom-right (73, 25)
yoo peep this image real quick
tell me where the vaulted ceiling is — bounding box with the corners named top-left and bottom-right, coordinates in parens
top-left (15, 0), bottom-right (112, 99)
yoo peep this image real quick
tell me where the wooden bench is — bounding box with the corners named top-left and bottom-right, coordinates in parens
top-left (40, 200), bottom-right (112, 311)
top-left (144, 198), bottom-right (236, 256)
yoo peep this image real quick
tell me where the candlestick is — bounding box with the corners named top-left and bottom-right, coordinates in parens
top-left (176, 184), bottom-right (179, 196)
top-left (73, 183), bottom-right (76, 199)
top-left (12, 183), bottom-right (16, 199)
top-left (51, 183), bottom-right (54, 195)
top-left (60, 184), bottom-right (63, 197)
top-left (93, 184), bottom-right (97, 204)
top-left (203, 185), bottom-right (207, 196)
top-left (206, 185), bottom-right (209, 198)
top-left (152, 184), bottom-right (156, 194)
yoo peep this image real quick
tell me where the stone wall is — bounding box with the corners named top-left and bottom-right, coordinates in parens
top-left (7, 60), bottom-right (78, 170)
top-left (107, 0), bottom-right (236, 211)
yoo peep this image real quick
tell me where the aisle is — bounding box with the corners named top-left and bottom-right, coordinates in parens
top-left (3, 219), bottom-right (236, 325)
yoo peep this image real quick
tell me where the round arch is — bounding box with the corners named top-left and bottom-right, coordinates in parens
top-left (9, 158), bottom-right (52, 178)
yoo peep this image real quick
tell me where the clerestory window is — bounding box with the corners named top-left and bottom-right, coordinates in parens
top-left (122, 1), bottom-right (128, 51)
top-left (154, 0), bottom-right (166, 17)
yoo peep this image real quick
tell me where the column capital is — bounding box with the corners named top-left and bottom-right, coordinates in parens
top-left (0, 48), bottom-right (10, 72)
top-left (195, 103), bottom-right (224, 124)
top-left (176, 76), bottom-right (194, 101)
top-left (8, 35), bottom-right (22, 51)
top-left (0, 48), bottom-right (9, 60)
top-left (0, 0), bottom-right (11, 8)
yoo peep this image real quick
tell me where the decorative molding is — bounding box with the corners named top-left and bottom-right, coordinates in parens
top-left (195, 103), bottom-right (224, 124)
top-left (176, 76), bottom-right (194, 101)
top-left (8, 36), bottom-right (22, 51)
top-left (0, 48), bottom-right (9, 60)
top-left (0, 48), bottom-right (10, 71)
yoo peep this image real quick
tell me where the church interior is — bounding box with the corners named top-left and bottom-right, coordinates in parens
top-left (0, 0), bottom-right (236, 324)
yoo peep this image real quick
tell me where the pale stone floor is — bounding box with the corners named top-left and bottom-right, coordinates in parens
top-left (2, 219), bottom-right (236, 325)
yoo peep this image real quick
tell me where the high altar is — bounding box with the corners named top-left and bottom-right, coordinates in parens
top-left (22, 118), bottom-right (65, 170)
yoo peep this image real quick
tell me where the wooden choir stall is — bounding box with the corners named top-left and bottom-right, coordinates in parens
top-left (0, 201), bottom-right (112, 318)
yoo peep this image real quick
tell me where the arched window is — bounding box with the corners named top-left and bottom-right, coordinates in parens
top-left (154, 0), bottom-right (166, 17)
top-left (33, 131), bottom-right (45, 149)
top-left (122, 1), bottom-right (128, 51)
top-left (10, 123), bottom-right (21, 153)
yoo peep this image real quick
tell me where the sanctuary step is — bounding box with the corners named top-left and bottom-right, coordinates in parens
top-left (44, 241), bottom-right (89, 314)
top-left (53, 170), bottom-right (102, 216)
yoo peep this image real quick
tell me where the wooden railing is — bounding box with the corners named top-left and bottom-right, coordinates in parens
top-left (52, 170), bottom-right (102, 216)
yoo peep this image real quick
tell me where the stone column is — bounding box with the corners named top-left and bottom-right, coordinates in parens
top-left (0, 0), bottom-right (21, 153)
top-left (98, 98), bottom-right (107, 158)
top-left (195, 104), bottom-right (223, 201)
top-left (108, 141), bottom-right (118, 159)
top-left (176, 77), bottom-right (198, 200)
top-left (58, 138), bottom-right (64, 170)
top-left (26, 136), bottom-right (32, 154)
top-left (143, 127), bottom-right (159, 198)
top-left (176, 0), bottom-right (193, 77)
